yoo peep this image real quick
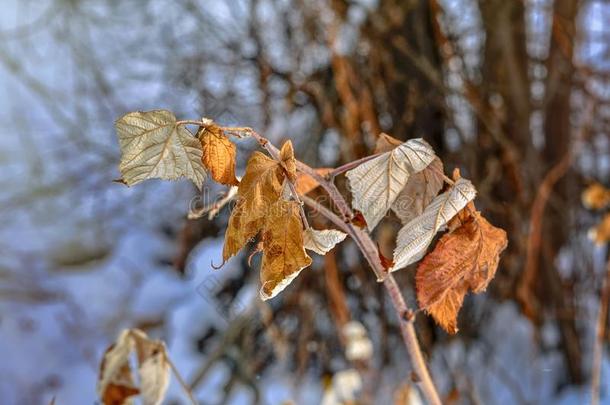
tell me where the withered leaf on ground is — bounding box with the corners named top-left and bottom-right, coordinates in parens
top-left (346, 138), bottom-right (436, 231)
top-left (303, 228), bottom-right (347, 255)
top-left (392, 178), bottom-right (476, 271)
top-left (259, 200), bottom-right (312, 300)
top-left (115, 110), bottom-right (206, 189)
top-left (197, 122), bottom-right (239, 186)
top-left (416, 210), bottom-right (507, 333)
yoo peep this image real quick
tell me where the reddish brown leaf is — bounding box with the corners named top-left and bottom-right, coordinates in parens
top-left (416, 211), bottom-right (507, 333)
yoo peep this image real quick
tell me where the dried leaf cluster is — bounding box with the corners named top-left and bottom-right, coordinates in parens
top-left (115, 112), bottom-right (508, 333)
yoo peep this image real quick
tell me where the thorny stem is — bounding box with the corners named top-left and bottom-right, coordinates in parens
top-left (191, 120), bottom-right (442, 405)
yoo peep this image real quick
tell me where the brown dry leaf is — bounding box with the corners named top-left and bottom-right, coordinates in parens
top-left (392, 157), bottom-right (445, 224)
top-left (280, 140), bottom-right (297, 182)
top-left (588, 212), bottom-right (610, 246)
top-left (416, 211), bottom-right (507, 333)
top-left (582, 182), bottom-right (610, 210)
top-left (259, 200), bottom-right (312, 300)
top-left (295, 168), bottom-right (333, 195)
top-left (223, 152), bottom-right (285, 261)
top-left (197, 123), bottom-right (239, 186)
top-left (374, 133), bottom-right (403, 154)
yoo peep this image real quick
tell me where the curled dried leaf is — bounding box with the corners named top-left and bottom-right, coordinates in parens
top-left (260, 200), bottom-right (312, 300)
top-left (416, 211), bottom-right (507, 333)
top-left (197, 123), bottom-right (239, 186)
top-left (303, 228), bottom-right (347, 255)
top-left (346, 138), bottom-right (436, 230)
top-left (115, 110), bottom-right (206, 189)
top-left (392, 178), bottom-right (477, 271)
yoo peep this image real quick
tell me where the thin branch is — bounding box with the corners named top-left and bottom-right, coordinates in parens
top-left (166, 355), bottom-right (199, 405)
top-left (329, 153), bottom-right (382, 177)
top-left (591, 259), bottom-right (610, 405)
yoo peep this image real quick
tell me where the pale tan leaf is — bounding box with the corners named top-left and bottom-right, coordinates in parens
top-left (116, 110), bottom-right (206, 189)
top-left (131, 330), bottom-right (170, 405)
top-left (416, 211), bottom-right (508, 333)
top-left (97, 330), bottom-right (139, 405)
top-left (259, 200), bottom-right (312, 300)
top-left (223, 152), bottom-right (284, 261)
top-left (391, 157), bottom-right (444, 224)
top-left (346, 138), bottom-right (436, 230)
top-left (392, 178), bottom-right (476, 271)
top-left (197, 123), bottom-right (239, 186)
top-left (303, 228), bottom-right (347, 255)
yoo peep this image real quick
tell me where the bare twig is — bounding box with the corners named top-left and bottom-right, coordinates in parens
top-left (166, 355), bottom-right (199, 405)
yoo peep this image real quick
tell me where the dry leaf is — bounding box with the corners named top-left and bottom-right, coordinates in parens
top-left (392, 158), bottom-right (444, 224)
top-left (116, 110), bottom-right (206, 189)
top-left (295, 168), bottom-right (333, 195)
top-left (131, 330), bottom-right (170, 405)
top-left (588, 212), bottom-right (610, 246)
top-left (346, 138), bottom-right (436, 230)
top-left (582, 182), bottom-right (610, 210)
top-left (98, 330), bottom-right (138, 405)
top-left (259, 200), bottom-right (312, 300)
top-left (392, 178), bottom-right (476, 271)
top-left (374, 133), bottom-right (403, 154)
top-left (197, 123), bottom-right (239, 186)
top-left (280, 140), bottom-right (298, 182)
top-left (416, 211), bottom-right (507, 333)
top-left (223, 151), bottom-right (285, 261)
top-left (98, 329), bottom-right (171, 405)
top-left (351, 210), bottom-right (368, 229)
top-left (303, 228), bottom-right (347, 255)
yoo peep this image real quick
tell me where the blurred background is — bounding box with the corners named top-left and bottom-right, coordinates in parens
top-left (0, 0), bottom-right (609, 404)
